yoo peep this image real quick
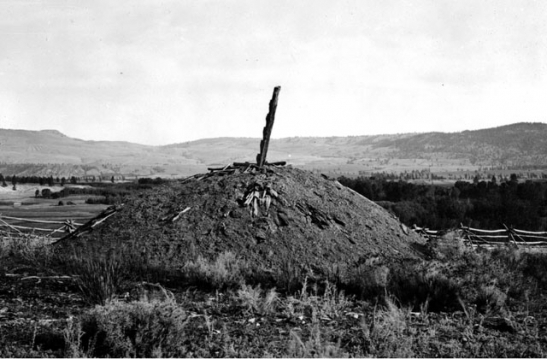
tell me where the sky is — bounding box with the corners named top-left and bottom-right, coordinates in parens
top-left (1, 0), bottom-right (546, 146)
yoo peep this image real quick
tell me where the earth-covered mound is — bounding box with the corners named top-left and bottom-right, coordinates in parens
top-left (58, 166), bottom-right (425, 277)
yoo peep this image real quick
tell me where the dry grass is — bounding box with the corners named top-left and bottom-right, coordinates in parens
top-left (181, 251), bottom-right (249, 289)
top-left (0, 232), bottom-right (57, 272)
top-left (64, 299), bottom-right (188, 358)
top-left (2, 241), bottom-right (547, 357)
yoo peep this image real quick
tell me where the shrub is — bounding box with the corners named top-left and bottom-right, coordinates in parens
top-left (346, 260), bottom-right (389, 299)
top-left (287, 324), bottom-right (348, 358)
top-left (126, 282), bottom-right (176, 303)
top-left (67, 252), bottom-right (127, 305)
top-left (361, 297), bottom-right (415, 357)
top-left (455, 247), bottom-right (540, 310)
top-left (41, 188), bottom-right (52, 198)
top-left (282, 278), bottom-right (351, 323)
top-left (520, 252), bottom-right (547, 289)
top-left (181, 251), bottom-right (248, 289)
top-left (235, 284), bottom-right (279, 315)
top-left (235, 284), bottom-right (263, 313)
top-left (275, 254), bottom-right (305, 293)
top-left (138, 177), bottom-right (164, 185)
top-left (475, 280), bottom-right (508, 313)
top-left (388, 262), bottom-right (462, 312)
top-left (61, 247), bottom-right (148, 305)
top-left (346, 259), bottom-right (461, 312)
top-left (58, 241), bottom-right (175, 305)
top-left (85, 196), bottom-right (117, 205)
top-left (0, 233), bottom-right (56, 269)
top-left (64, 300), bottom-right (188, 358)
top-left (314, 281), bottom-right (352, 319)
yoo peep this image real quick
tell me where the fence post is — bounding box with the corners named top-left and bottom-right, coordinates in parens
top-left (504, 224), bottom-right (523, 247)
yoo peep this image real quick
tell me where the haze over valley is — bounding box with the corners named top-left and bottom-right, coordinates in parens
top-left (1, 122), bottom-right (546, 179)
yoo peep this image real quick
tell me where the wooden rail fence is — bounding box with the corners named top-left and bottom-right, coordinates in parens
top-left (1, 205), bottom-right (123, 243)
top-left (413, 224), bottom-right (547, 247)
top-left (0, 215), bottom-right (84, 238)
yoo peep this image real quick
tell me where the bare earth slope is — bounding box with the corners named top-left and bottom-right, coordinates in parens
top-left (58, 167), bottom-right (425, 275)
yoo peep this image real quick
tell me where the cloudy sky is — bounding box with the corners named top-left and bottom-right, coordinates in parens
top-left (1, 0), bottom-right (546, 145)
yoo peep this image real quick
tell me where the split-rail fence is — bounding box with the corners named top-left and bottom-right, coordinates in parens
top-left (0, 214), bottom-right (84, 238)
top-left (413, 224), bottom-right (547, 248)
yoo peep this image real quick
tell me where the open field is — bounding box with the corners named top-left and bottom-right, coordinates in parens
top-left (0, 184), bottom-right (98, 202)
top-left (0, 185), bottom-right (108, 236)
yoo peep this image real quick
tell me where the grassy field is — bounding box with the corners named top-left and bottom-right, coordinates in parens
top-left (0, 184), bottom-right (108, 237)
top-left (1, 240), bottom-right (547, 357)
top-left (298, 157), bottom-right (481, 177)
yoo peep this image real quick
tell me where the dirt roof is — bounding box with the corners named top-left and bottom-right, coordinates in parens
top-left (58, 166), bottom-right (426, 276)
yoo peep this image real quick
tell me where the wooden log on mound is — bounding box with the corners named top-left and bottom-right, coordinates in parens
top-left (256, 86), bottom-right (281, 167)
top-left (52, 204), bottom-right (123, 245)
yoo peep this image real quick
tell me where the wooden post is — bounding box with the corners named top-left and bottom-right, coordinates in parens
top-left (256, 86), bottom-right (281, 167)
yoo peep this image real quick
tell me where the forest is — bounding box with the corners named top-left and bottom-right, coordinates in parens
top-left (338, 174), bottom-right (547, 231)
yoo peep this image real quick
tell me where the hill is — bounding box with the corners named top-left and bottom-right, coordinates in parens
top-left (0, 129), bottom-right (204, 178)
top-left (1, 122), bottom-right (546, 178)
top-left (370, 122), bottom-right (547, 166)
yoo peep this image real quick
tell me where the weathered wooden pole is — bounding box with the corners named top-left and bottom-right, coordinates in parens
top-left (256, 86), bottom-right (281, 167)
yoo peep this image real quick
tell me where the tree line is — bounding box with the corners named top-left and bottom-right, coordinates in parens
top-left (53, 178), bottom-right (165, 203)
top-left (338, 175), bottom-right (547, 231)
top-left (0, 174), bottom-right (123, 188)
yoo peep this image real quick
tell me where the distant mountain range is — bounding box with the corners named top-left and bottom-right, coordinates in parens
top-left (1, 122), bottom-right (546, 178)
